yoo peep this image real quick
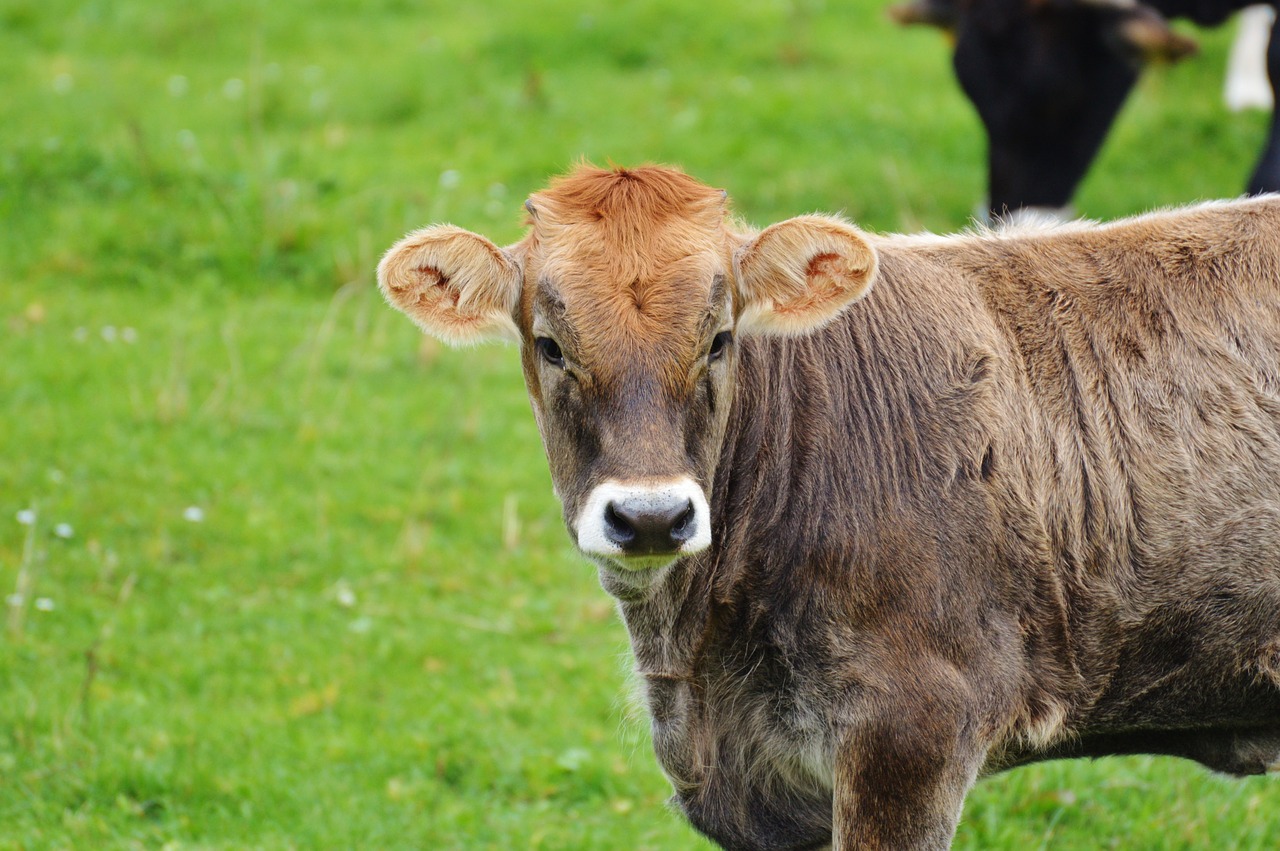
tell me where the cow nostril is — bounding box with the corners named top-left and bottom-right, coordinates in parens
top-left (670, 500), bottom-right (695, 542)
top-left (603, 501), bottom-right (636, 546)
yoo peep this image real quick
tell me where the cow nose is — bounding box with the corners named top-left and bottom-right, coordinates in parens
top-left (575, 478), bottom-right (712, 563)
top-left (603, 496), bottom-right (696, 555)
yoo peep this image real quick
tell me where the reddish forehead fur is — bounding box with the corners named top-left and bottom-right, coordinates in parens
top-left (524, 165), bottom-right (731, 383)
top-left (536, 165), bottom-right (725, 226)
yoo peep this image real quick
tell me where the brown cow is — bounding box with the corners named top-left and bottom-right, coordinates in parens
top-left (378, 164), bottom-right (1280, 850)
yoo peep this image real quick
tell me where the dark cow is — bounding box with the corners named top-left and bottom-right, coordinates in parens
top-left (893, 0), bottom-right (1280, 220)
top-left (378, 165), bottom-right (1280, 849)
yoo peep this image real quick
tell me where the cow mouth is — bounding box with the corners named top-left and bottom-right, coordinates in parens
top-left (596, 552), bottom-right (684, 572)
top-left (591, 554), bottom-right (681, 599)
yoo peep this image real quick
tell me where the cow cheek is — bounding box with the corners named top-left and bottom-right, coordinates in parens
top-left (540, 378), bottom-right (603, 527)
top-left (684, 370), bottom-right (734, 488)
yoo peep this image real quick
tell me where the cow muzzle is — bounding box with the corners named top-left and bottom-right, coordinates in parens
top-left (575, 478), bottom-right (711, 568)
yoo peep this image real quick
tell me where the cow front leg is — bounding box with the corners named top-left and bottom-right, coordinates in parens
top-left (832, 705), bottom-right (985, 850)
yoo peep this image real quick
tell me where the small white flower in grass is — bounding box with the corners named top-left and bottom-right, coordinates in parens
top-left (16, 509), bottom-right (36, 526)
top-left (167, 75), bottom-right (188, 97)
top-left (5, 594), bottom-right (23, 608)
top-left (101, 325), bottom-right (117, 342)
top-left (335, 582), bottom-right (356, 608)
top-left (52, 73), bottom-right (73, 94)
top-left (54, 523), bottom-right (73, 539)
top-left (34, 598), bottom-right (55, 612)
top-left (557, 747), bottom-right (592, 772)
top-left (222, 78), bottom-right (245, 100)
top-left (439, 169), bottom-right (461, 190)
top-left (183, 506), bottom-right (205, 523)
top-left (121, 327), bottom-right (138, 344)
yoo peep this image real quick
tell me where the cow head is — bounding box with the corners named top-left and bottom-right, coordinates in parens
top-left (378, 166), bottom-right (877, 588)
top-left (937, 0), bottom-right (1197, 219)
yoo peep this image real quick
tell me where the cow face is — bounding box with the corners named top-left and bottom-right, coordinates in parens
top-left (378, 166), bottom-right (876, 588)
top-left (952, 6), bottom-right (1142, 218)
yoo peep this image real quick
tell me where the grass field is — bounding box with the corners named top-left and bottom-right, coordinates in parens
top-left (3, 1), bottom-right (1278, 848)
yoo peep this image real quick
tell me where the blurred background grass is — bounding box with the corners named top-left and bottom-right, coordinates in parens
top-left (2, 1), bottom-right (1277, 848)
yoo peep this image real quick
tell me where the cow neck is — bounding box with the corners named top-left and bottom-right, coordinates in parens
top-left (614, 552), bottom-right (719, 682)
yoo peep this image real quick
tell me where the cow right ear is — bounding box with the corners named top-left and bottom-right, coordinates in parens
top-left (377, 225), bottom-right (523, 346)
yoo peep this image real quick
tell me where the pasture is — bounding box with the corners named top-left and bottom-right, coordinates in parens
top-left (2, 1), bottom-right (1277, 848)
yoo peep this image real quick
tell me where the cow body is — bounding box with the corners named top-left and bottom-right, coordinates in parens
top-left (378, 166), bottom-right (1280, 849)
top-left (897, 0), bottom-right (1280, 219)
top-left (625, 203), bottom-right (1280, 847)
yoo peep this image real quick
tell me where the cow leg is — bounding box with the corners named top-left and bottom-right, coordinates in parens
top-left (1246, 7), bottom-right (1280, 194)
top-left (832, 703), bottom-right (985, 850)
top-left (1204, 728), bottom-right (1280, 776)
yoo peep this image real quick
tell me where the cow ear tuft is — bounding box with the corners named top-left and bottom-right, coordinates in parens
top-left (732, 216), bottom-right (878, 336)
top-left (377, 226), bottom-right (522, 346)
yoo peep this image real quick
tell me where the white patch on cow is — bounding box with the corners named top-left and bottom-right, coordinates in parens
top-left (575, 478), bottom-right (711, 568)
top-left (1017, 699), bottom-right (1070, 751)
top-left (1225, 6), bottom-right (1275, 112)
top-left (995, 205), bottom-right (1076, 230)
top-left (886, 195), bottom-right (1280, 252)
top-left (968, 201), bottom-right (1075, 230)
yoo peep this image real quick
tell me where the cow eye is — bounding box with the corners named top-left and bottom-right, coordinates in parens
top-left (707, 330), bottom-right (732, 362)
top-left (535, 337), bottom-right (565, 368)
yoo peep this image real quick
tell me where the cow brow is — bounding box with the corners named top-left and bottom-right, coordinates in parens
top-left (534, 276), bottom-right (567, 312)
top-left (700, 273), bottom-right (731, 335)
top-left (530, 280), bottom-right (585, 355)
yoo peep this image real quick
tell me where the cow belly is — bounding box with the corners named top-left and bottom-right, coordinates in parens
top-left (646, 676), bottom-right (834, 850)
top-left (1082, 588), bottom-right (1280, 730)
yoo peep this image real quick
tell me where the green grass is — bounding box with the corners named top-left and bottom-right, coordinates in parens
top-left (2, 1), bottom-right (1277, 848)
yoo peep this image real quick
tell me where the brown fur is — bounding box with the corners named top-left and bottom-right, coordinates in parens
top-left (378, 165), bottom-right (1280, 850)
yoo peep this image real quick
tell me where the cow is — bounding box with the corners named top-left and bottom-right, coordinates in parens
top-left (377, 164), bottom-right (1280, 850)
top-left (891, 0), bottom-right (1280, 221)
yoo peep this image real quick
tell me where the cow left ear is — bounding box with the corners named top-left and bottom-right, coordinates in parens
top-left (732, 215), bottom-right (878, 336)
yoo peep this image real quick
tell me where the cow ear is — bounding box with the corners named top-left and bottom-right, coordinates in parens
top-left (732, 215), bottom-right (878, 336)
top-left (377, 225), bottom-right (523, 345)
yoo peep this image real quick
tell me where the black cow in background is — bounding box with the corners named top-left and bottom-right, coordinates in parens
top-left (892, 0), bottom-right (1280, 220)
